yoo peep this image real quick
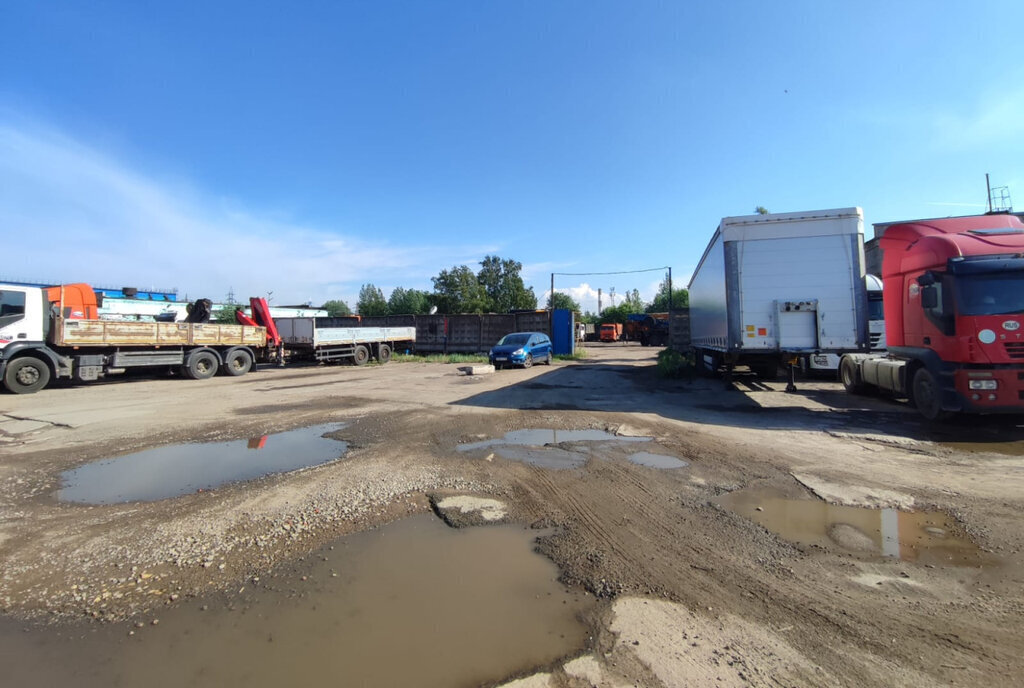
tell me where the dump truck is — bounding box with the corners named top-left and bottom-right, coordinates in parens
top-left (599, 323), bottom-right (623, 342)
top-left (0, 283), bottom-right (269, 393)
top-left (839, 212), bottom-right (1024, 419)
top-left (688, 207), bottom-right (869, 379)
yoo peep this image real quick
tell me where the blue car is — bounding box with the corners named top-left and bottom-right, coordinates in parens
top-left (489, 332), bottom-right (553, 369)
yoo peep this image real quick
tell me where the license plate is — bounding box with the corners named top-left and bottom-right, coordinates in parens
top-left (494, 356), bottom-right (507, 361)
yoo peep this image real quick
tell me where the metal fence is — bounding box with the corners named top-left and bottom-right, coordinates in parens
top-left (334, 312), bottom-right (552, 353)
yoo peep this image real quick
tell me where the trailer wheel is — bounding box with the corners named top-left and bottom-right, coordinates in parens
top-left (183, 351), bottom-right (219, 380)
top-left (222, 349), bottom-right (253, 377)
top-left (911, 368), bottom-right (952, 421)
top-left (353, 345), bottom-right (369, 366)
top-left (377, 344), bottom-right (392, 364)
top-left (840, 357), bottom-right (867, 394)
top-left (3, 357), bottom-right (51, 394)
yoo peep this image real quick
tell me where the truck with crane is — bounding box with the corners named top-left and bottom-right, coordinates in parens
top-left (839, 212), bottom-right (1024, 419)
top-left (0, 282), bottom-right (414, 394)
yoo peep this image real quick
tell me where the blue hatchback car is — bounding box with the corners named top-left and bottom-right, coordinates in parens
top-left (489, 332), bottom-right (553, 369)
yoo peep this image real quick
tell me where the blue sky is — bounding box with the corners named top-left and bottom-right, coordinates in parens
top-left (2, 1), bottom-right (1022, 312)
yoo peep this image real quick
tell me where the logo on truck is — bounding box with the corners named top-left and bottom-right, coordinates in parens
top-left (1004, 320), bottom-right (1020, 331)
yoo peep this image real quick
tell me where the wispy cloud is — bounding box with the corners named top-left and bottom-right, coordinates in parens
top-left (0, 118), bottom-right (497, 306)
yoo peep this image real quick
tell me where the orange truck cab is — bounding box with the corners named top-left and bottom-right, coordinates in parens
top-left (599, 323), bottom-right (623, 342)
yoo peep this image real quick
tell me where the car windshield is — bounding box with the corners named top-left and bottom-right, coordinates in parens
top-left (955, 273), bottom-right (1024, 315)
top-left (498, 334), bottom-right (530, 346)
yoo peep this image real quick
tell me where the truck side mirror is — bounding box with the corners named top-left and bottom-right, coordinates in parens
top-left (921, 285), bottom-right (938, 309)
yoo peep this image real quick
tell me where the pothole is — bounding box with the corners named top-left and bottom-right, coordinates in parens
top-left (717, 487), bottom-right (992, 567)
top-left (0, 513), bottom-right (593, 688)
top-left (457, 428), bottom-right (653, 469)
top-left (57, 423), bottom-right (347, 504)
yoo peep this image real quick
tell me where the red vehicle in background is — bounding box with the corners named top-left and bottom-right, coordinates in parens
top-left (599, 323), bottom-right (623, 342)
top-left (840, 212), bottom-right (1024, 419)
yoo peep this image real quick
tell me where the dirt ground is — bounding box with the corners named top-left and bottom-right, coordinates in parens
top-left (1, 343), bottom-right (1022, 687)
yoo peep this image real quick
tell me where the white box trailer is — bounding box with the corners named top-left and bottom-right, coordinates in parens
top-left (687, 207), bottom-right (869, 377)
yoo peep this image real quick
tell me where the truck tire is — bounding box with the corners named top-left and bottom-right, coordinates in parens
top-left (183, 351), bottom-right (219, 380)
top-left (221, 349), bottom-right (253, 377)
top-left (353, 345), bottom-right (369, 366)
top-left (911, 368), bottom-right (952, 421)
top-left (377, 344), bottom-right (392, 364)
top-left (3, 357), bottom-right (51, 394)
top-left (840, 357), bottom-right (867, 394)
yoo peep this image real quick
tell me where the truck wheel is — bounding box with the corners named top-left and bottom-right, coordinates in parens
top-left (912, 368), bottom-right (952, 421)
top-left (840, 357), bottom-right (867, 394)
top-left (353, 345), bottom-right (369, 366)
top-left (3, 357), bottom-right (51, 394)
top-left (377, 344), bottom-right (392, 364)
top-left (184, 351), bottom-right (219, 380)
top-left (222, 349), bottom-right (253, 377)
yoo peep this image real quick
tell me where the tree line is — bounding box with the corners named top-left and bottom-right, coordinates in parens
top-left (320, 255), bottom-right (688, 321)
top-left (322, 255), bottom-right (538, 317)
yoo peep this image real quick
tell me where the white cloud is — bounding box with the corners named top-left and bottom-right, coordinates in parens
top-left (0, 119), bottom-right (497, 306)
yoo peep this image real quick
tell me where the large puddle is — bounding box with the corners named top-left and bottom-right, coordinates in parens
top-left (58, 423), bottom-right (347, 504)
top-left (718, 488), bottom-right (989, 567)
top-left (457, 428), bottom-right (654, 469)
top-left (0, 514), bottom-right (592, 688)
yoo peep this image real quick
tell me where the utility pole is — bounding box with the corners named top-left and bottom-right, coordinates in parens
top-left (549, 273), bottom-right (554, 310)
top-left (668, 267), bottom-right (673, 311)
top-left (598, 288), bottom-right (602, 315)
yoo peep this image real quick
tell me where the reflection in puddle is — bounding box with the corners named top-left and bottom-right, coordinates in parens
top-left (628, 452), bottom-right (688, 469)
top-left (718, 488), bottom-right (989, 568)
top-left (58, 423), bottom-right (347, 504)
top-left (0, 514), bottom-right (592, 688)
top-left (458, 428), bottom-right (651, 470)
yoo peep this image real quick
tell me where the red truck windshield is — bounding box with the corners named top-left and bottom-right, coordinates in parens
top-left (955, 273), bottom-right (1024, 316)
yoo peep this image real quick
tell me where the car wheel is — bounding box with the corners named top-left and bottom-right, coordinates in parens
top-left (545, 352), bottom-right (552, 365)
top-left (523, 354), bottom-right (533, 369)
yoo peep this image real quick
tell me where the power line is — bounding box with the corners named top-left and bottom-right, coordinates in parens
top-left (552, 266), bottom-right (670, 277)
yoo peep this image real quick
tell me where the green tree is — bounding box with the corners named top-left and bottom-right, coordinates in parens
top-left (599, 304), bottom-right (632, 324)
top-left (357, 284), bottom-right (389, 316)
top-left (214, 305), bottom-right (241, 324)
top-left (431, 265), bottom-right (488, 314)
top-left (549, 292), bottom-right (581, 312)
top-left (477, 255), bottom-right (537, 312)
top-left (623, 288), bottom-right (644, 314)
top-left (754, 206), bottom-right (770, 215)
top-left (646, 280), bottom-right (689, 312)
top-left (388, 287), bottom-right (431, 315)
top-left (321, 299), bottom-right (352, 317)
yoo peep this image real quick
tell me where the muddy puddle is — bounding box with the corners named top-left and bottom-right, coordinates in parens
top-left (58, 423), bottom-right (347, 504)
top-left (0, 514), bottom-right (592, 688)
top-left (718, 488), bottom-right (989, 567)
top-left (457, 428), bottom-right (653, 469)
top-left (628, 452), bottom-right (689, 469)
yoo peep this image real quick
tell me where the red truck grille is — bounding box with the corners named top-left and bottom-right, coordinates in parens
top-left (1006, 342), bottom-right (1024, 359)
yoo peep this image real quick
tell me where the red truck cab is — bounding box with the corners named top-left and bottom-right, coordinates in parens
top-left (877, 213), bottom-right (1024, 415)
